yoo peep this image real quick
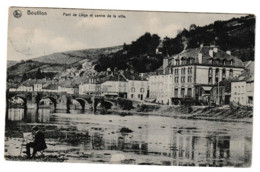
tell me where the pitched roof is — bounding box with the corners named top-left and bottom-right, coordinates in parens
top-left (43, 84), bottom-right (58, 90)
top-left (168, 46), bottom-right (244, 67)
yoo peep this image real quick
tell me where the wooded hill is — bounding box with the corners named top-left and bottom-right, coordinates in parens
top-left (94, 15), bottom-right (255, 73)
top-left (7, 14), bottom-right (255, 81)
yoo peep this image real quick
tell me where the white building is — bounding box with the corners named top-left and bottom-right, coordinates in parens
top-left (230, 81), bottom-right (247, 105)
top-left (79, 77), bottom-right (101, 95)
top-left (101, 80), bottom-right (127, 98)
top-left (246, 80), bottom-right (254, 106)
top-left (230, 80), bottom-right (254, 106)
top-left (149, 74), bottom-right (174, 104)
top-left (149, 46), bottom-right (244, 104)
top-left (58, 86), bottom-right (75, 94)
top-left (16, 85), bottom-right (33, 92)
top-left (34, 84), bottom-right (43, 92)
top-left (127, 80), bottom-right (148, 101)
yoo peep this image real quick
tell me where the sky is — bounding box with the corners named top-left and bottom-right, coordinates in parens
top-left (7, 7), bottom-right (245, 61)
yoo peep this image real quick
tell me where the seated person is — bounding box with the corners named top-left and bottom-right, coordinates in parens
top-left (26, 126), bottom-right (47, 158)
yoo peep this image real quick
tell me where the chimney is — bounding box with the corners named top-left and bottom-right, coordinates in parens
top-left (209, 50), bottom-right (213, 57)
top-left (198, 53), bottom-right (203, 64)
top-left (226, 50), bottom-right (231, 55)
top-left (213, 47), bottom-right (218, 53)
top-left (163, 57), bottom-right (169, 74)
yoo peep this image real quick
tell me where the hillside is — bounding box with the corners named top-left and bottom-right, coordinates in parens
top-left (161, 15), bottom-right (255, 61)
top-left (7, 60), bottom-right (19, 68)
top-left (32, 46), bottom-right (123, 65)
top-left (94, 15), bottom-right (255, 73)
top-left (7, 15), bottom-right (255, 82)
top-left (7, 45), bottom-right (123, 80)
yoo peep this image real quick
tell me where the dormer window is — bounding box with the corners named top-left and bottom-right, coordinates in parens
top-left (190, 58), bottom-right (195, 64)
top-left (230, 59), bottom-right (234, 66)
top-left (181, 57), bottom-right (186, 65)
top-left (215, 59), bottom-right (219, 65)
top-left (186, 58), bottom-right (190, 64)
top-left (208, 59), bottom-right (213, 64)
top-left (176, 59), bottom-right (180, 65)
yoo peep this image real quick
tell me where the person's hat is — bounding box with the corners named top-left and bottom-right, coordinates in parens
top-left (32, 126), bottom-right (39, 131)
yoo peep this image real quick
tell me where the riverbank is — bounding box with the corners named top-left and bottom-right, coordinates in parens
top-left (109, 104), bottom-right (253, 123)
top-left (5, 107), bottom-right (252, 166)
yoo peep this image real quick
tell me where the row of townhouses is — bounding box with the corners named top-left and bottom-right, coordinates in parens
top-left (9, 46), bottom-right (254, 106)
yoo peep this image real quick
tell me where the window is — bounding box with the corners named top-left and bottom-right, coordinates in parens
top-left (188, 67), bottom-right (192, 74)
top-left (181, 77), bottom-right (185, 83)
top-left (229, 69), bottom-right (233, 77)
top-left (215, 59), bottom-right (219, 65)
top-left (131, 87), bottom-right (135, 92)
top-left (131, 94), bottom-right (134, 98)
top-left (174, 88), bottom-right (178, 97)
top-left (175, 77), bottom-right (179, 83)
top-left (176, 59), bottom-right (180, 65)
top-left (209, 68), bottom-right (213, 76)
top-left (181, 68), bottom-right (186, 74)
top-left (181, 59), bottom-right (186, 65)
top-left (208, 77), bottom-right (212, 84)
top-left (181, 88), bottom-right (185, 97)
top-left (175, 69), bottom-right (179, 75)
top-left (222, 68), bottom-right (226, 80)
top-left (230, 59), bottom-right (234, 66)
top-left (187, 88), bottom-right (192, 97)
top-left (186, 58), bottom-right (190, 64)
top-left (215, 68), bottom-right (219, 77)
top-left (140, 88), bottom-right (144, 93)
top-left (188, 76), bottom-right (192, 83)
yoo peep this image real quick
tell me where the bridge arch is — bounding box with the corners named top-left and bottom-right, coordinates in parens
top-left (102, 100), bottom-right (115, 110)
top-left (71, 98), bottom-right (89, 110)
top-left (8, 96), bottom-right (27, 109)
top-left (39, 96), bottom-right (57, 109)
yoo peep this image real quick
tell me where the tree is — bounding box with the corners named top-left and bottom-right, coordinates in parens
top-left (36, 68), bottom-right (43, 79)
top-left (189, 24), bottom-right (197, 31)
top-left (21, 73), bottom-right (27, 82)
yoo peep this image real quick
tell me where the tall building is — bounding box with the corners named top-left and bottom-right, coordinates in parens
top-left (149, 46), bottom-right (244, 104)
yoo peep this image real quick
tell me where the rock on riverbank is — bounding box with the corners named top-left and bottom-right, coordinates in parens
top-left (110, 104), bottom-right (253, 123)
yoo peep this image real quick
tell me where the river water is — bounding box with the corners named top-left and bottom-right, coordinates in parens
top-left (5, 108), bottom-right (252, 167)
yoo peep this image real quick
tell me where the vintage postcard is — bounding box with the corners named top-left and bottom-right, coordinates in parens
top-left (5, 7), bottom-right (255, 167)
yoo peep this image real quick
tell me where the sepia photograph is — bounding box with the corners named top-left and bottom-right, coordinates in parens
top-left (4, 6), bottom-right (255, 167)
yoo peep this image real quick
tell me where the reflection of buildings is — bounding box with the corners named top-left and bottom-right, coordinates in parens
top-left (8, 108), bottom-right (51, 123)
top-left (230, 136), bottom-right (252, 166)
top-left (37, 108), bottom-right (51, 123)
top-left (8, 108), bottom-right (24, 121)
top-left (169, 134), bottom-right (231, 166)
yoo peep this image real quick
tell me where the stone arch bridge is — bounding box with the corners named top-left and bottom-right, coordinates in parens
top-left (6, 91), bottom-right (117, 112)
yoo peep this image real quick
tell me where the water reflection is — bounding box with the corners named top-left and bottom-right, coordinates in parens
top-left (6, 108), bottom-right (252, 166)
top-left (8, 108), bottom-right (24, 121)
top-left (8, 108), bottom-right (52, 123)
